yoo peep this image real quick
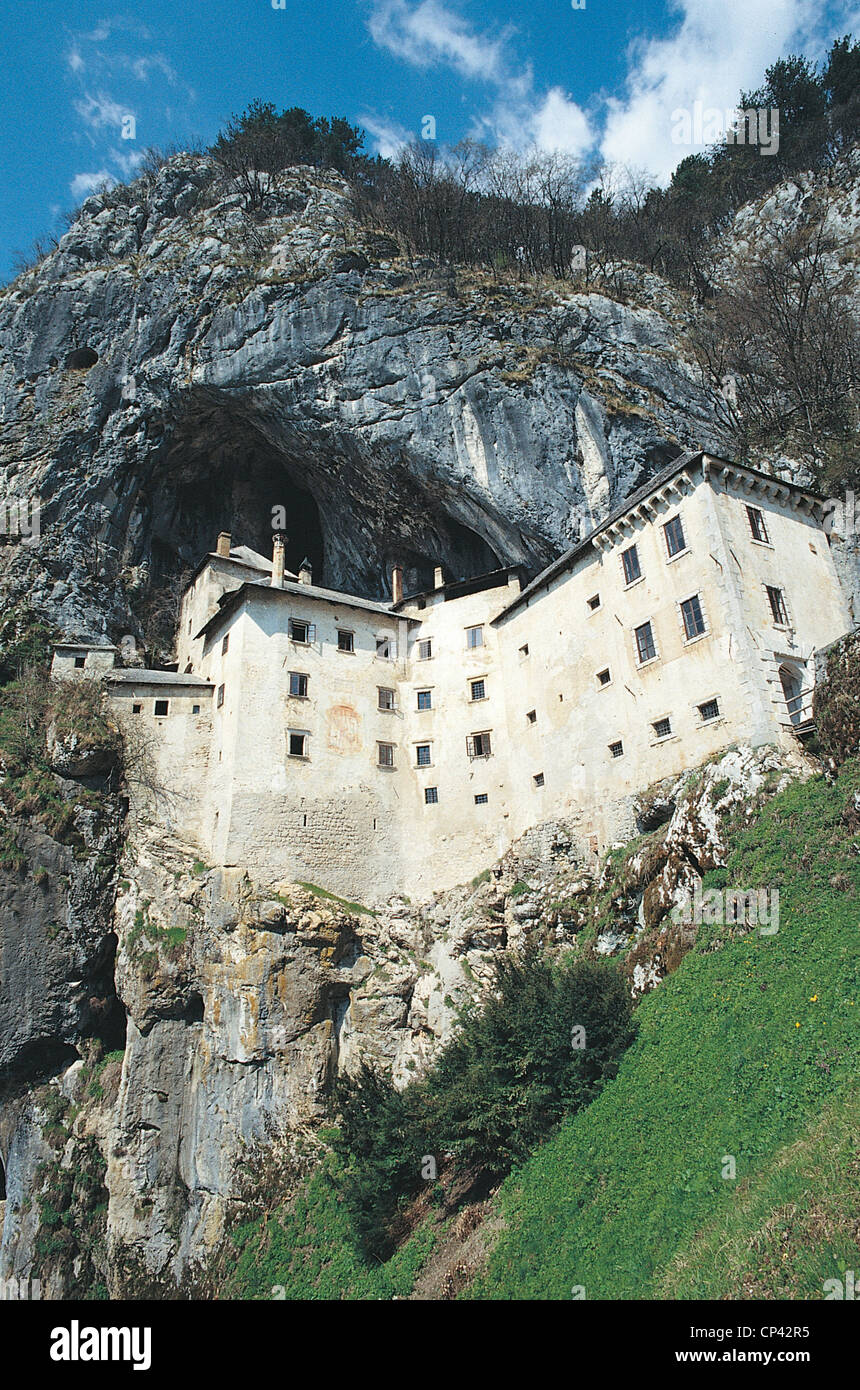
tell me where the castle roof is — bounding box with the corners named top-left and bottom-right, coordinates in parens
top-left (107, 670), bottom-right (214, 688)
top-left (492, 449), bottom-right (826, 624)
top-left (193, 576), bottom-right (397, 643)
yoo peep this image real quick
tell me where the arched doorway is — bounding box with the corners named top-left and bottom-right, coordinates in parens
top-left (779, 663), bottom-right (805, 726)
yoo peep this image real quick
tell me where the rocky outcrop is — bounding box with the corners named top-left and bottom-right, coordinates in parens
top-left (0, 155), bottom-right (729, 649)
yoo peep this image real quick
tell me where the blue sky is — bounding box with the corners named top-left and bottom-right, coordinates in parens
top-left (1, 0), bottom-right (857, 279)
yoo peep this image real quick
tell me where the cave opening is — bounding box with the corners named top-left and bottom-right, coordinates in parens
top-left (65, 347), bottom-right (99, 370)
top-left (126, 411), bottom-right (326, 631)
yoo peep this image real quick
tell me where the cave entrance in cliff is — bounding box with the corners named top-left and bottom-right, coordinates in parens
top-left (137, 413), bottom-right (325, 593)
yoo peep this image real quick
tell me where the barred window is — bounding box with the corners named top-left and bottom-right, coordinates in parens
top-left (378, 687), bottom-right (395, 710)
top-left (652, 716), bottom-right (672, 740)
top-left (747, 506), bottom-right (769, 543)
top-left (470, 679), bottom-right (486, 701)
top-left (699, 698), bottom-right (720, 722)
top-left (417, 689), bottom-right (432, 710)
top-left (424, 786), bottom-right (438, 805)
top-left (416, 744), bottom-right (432, 767)
top-left (377, 742), bottom-right (395, 768)
top-left (609, 740), bottom-right (624, 759)
top-left (766, 585), bottom-right (789, 625)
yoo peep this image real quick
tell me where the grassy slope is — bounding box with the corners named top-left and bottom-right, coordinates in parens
top-left (227, 761), bottom-right (860, 1300)
top-left (471, 762), bottom-right (860, 1299)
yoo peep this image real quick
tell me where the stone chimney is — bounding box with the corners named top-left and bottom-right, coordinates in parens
top-left (271, 534), bottom-right (285, 588)
top-left (434, 565), bottom-right (444, 588)
top-left (216, 531), bottom-right (231, 558)
top-left (298, 557), bottom-right (313, 586)
top-left (391, 564), bottom-right (404, 605)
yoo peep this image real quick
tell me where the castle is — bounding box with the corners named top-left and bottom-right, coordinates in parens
top-left (52, 451), bottom-right (853, 904)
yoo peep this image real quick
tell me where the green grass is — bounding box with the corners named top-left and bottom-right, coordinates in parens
top-left (228, 1152), bottom-right (437, 1300)
top-left (294, 881), bottom-right (375, 916)
top-left (469, 762), bottom-right (860, 1299)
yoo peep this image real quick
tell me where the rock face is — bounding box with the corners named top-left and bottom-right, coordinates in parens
top-left (0, 153), bottom-right (857, 1296)
top-left (0, 155), bottom-right (730, 648)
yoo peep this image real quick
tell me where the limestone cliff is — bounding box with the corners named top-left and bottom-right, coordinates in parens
top-left (0, 152), bottom-right (857, 1297)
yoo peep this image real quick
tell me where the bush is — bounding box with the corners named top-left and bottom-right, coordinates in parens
top-left (331, 947), bottom-right (635, 1258)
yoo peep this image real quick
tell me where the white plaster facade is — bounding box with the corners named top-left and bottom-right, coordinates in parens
top-left (52, 452), bottom-right (854, 905)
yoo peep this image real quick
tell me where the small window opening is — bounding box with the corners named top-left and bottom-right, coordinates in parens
top-left (376, 635), bottom-right (393, 660)
top-left (289, 672), bottom-right (309, 698)
top-left (747, 506), bottom-right (770, 544)
top-left (416, 744), bottom-right (432, 767)
top-left (698, 698), bottom-right (720, 722)
top-left (609, 740), bottom-right (624, 758)
top-left (288, 732), bottom-right (308, 758)
top-left (466, 625), bottom-right (484, 649)
top-left (533, 772), bottom-right (545, 787)
top-left (377, 742), bottom-right (395, 768)
top-left (766, 585), bottom-right (789, 626)
top-left (652, 716), bottom-right (672, 739)
top-left (597, 667), bottom-right (611, 687)
top-left (417, 689), bottom-right (432, 710)
top-left (132, 703), bottom-right (142, 714)
top-left (474, 793), bottom-right (488, 805)
top-left (74, 655), bottom-right (86, 669)
top-left (622, 544), bottom-right (641, 585)
top-left (664, 515), bottom-right (686, 557)
top-left (526, 709), bottom-right (537, 723)
top-left (221, 634), bottom-right (229, 655)
top-left (470, 679), bottom-right (486, 701)
top-left (424, 786), bottom-right (439, 805)
top-left (378, 687), bottom-right (395, 710)
top-left (635, 620), bottom-right (656, 664)
top-left (681, 593), bottom-right (707, 640)
top-left (467, 731), bottom-right (492, 759)
top-left (587, 593), bottom-right (601, 611)
top-left (192, 703), bottom-right (201, 715)
top-left (289, 618), bottom-right (311, 644)
top-left (216, 684), bottom-right (225, 708)
top-left (418, 638), bottom-right (432, 660)
top-left (337, 630), bottom-right (354, 653)
top-left (154, 699), bottom-right (169, 717)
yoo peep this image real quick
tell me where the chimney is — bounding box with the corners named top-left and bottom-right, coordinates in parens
top-left (391, 563), bottom-right (404, 605)
top-left (271, 534), bottom-right (285, 588)
top-left (216, 531), bottom-right (231, 559)
top-left (507, 569), bottom-right (522, 593)
top-left (298, 557), bottom-right (313, 586)
top-left (434, 565), bottom-right (444, 589)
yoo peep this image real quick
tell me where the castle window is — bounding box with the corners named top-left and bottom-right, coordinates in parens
top-left (424, 786), bottom-right (438, 805)
top-left (622, 544), bottom-right (641, 585)
top-left (533, 772), bottom-right (545, 787)
top-left (217, 684), bottom-right (225, 708)
top-left (288, 731), bottom-right (308, 758)
top-left (467, 731), bottom-right (492, 759)
top-left (635, 620), bottom-right (656, 664)
top-left (587, 593), bottom-right (601, 611)
top-left (74, 656), bottom-right (86, 669)
top-left (698, 697), bottom-right (720, 722)
top-left (154, 700), bottom-right (169, 717)
top-left (470, 679), bottom-right (486, 701)
top-left (597, 667), bottom-right (611, 687)
top-left (416, 743), bottom-right (432, 767)
top-left (289, 618), bottom-right (313, 644)
top-left (376, 634), bottom-right (394, 660)
top-left (418, 639), bottom-right (432, 660)
top-left (132, 703), bottom-right (142, 714)
top-left (474, 793), bottom-right (488, 805)
top-left (221, 634), bottom-right (229, 655)
top-left (378, 687), bottom-right (395, 711)
top-left (337, 630), bottom-right (354, 653)
top-left (747, 506), bottom-right (770, 544)
top-left (289, 672), bottom-right (309, 698)
top-left (766, 584), bottom-right (789, 626)
top-left (377, 742), bottom-right (395, 768)
top-left (519, 643), bottom-right (529, 658)
top-left (417, 689), bottom-right (432, 711)
top-left (526, 709), bottom-right (537, 723)
top-left (192, 704), bottom-right (200, 714)
top-left (465, 625), bottom-right (484, 649)
top-left (652, 716), bottom-right (672, 740)
top-left (609, 740), bottom-right (624, 758)
top-left (681, 593), bottom-right (707, 641)
top-left (664, 515), bottom-right (686, 558)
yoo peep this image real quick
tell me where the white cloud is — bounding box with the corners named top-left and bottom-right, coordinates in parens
top-left (599, 0), bottom-right (848, 182)
top-left (368, 0), bottom-right (510, 81)
top-left (70, 170), bottom-right (114, 198)
top-left (67, 47), bottom-right (85, 73)
top-left (74, 92), bottom-right (132, 132)
top-left (367, 0), bottom-right (594, 156)
top-left (359, 113), bottom-right (412, 159)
